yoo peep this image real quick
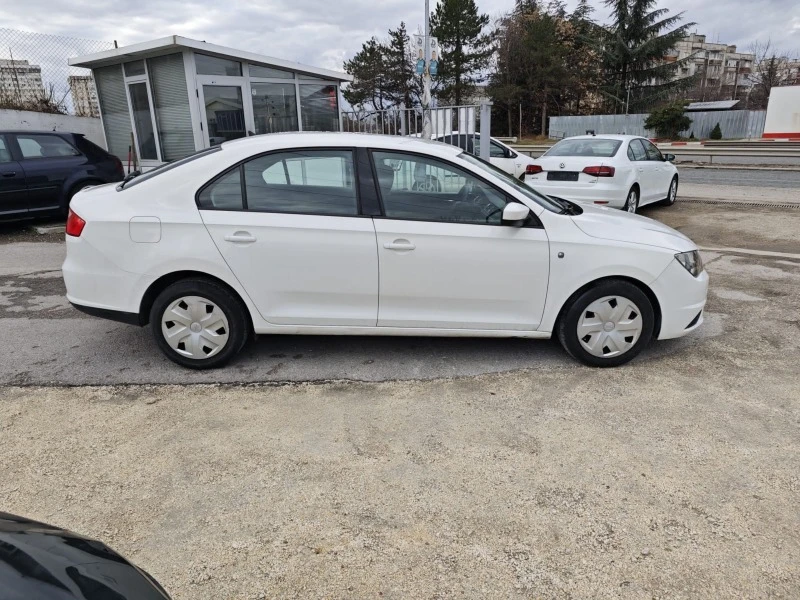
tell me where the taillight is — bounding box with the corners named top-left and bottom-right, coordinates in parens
top-left (583, 166), bottom-right (615, 177)
top-left (526, 164), bottom-right (543, 175)
top-left (66, 209), bottom-right (86, 237)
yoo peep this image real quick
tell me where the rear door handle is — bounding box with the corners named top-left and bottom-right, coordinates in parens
top-left (383, 239), bottom-right (415, 251)
top-left (1, 172), bottom-right (15, 178)
top-left (224, 232), bottom-right (257, 244)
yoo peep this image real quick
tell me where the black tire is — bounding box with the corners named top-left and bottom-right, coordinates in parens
top-left (662, 176), bottom-right (678, 206)
top-left (623, 186), bottom-right (639, 214)
top-left (149, 278), bottom-right (249, 369)
top-left (556, 280), bottom-right (655, 368)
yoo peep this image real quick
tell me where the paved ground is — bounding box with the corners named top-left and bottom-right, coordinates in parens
top-left (1, 197), bottom-right (799, 599)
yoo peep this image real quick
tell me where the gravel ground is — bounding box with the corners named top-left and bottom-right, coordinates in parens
top-left (1, 195), bottom-right (799, 599)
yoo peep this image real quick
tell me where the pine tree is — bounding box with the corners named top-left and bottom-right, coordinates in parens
top-left (343, 38), bottom-right (390, 111)
top-left (384, 22), bottom-right (421, 109)
top-left (430, 0), bottom-right (492, 105)
top-left (598, 0), bottom-right (696, 112)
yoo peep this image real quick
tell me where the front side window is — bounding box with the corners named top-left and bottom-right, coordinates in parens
top-left (489, 141), bottom-right (507, 158)
top-left (16, 134), bottom-right (80, 159)
top-left (642, 139), bottom-right (664, 161)
top-left (544, 138), bottom-right (622, 158)
top-left (372, 151), bottom-right (510, 225)
top-left (627, 139), bottom-right (647, 161)
top-left (0, 135), bottom-right (12, 163)
top-left (243, 150), bottom-right (357, 215)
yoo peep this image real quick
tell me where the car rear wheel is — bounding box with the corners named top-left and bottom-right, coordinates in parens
top-left (624, 186), bottom-right (639, 214)
top-left (149, 278), bottom-right (249, 369)
top-left (663, 176), bottom-right (678, 206)
top-left (557, 280), bottom-right (655, 367)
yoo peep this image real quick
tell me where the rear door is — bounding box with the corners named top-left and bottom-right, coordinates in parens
top-left (199, 148), bottom-right (379, 326)
top-left (0, 134), bottom-right (28, 218)
top-left (14, 133), bottom-right (86, 214)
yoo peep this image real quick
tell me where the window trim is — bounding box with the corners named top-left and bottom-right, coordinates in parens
top-left (366, 148), bottom-right (543, 229)
top-left (194, 146), bottom-right (365, 218)
top-left (13, 133), bottom-right (83, 161)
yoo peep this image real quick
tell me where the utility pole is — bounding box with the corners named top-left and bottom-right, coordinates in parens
top-left (422, 0), bottom-right (432, 139)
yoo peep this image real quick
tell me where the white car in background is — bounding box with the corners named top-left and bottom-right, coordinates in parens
top-left (434, 133), bottom-right (539, 179)
top-left (63, 133), bottom-right (707, 370)
top-left (523, 134), bottom-right (679, 213)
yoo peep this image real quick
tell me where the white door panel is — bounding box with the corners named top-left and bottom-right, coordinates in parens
top-left (374, 219), bottom-right (550, 330)
top-left (202, 211), bottom-right (379, 326)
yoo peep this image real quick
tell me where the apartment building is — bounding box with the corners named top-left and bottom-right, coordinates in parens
top-left (668, 34), bottom-right (755, 100)
top-left (68, 75), bottom-right (100, 117)
top-left (0, 59), bottom-right (45, 103)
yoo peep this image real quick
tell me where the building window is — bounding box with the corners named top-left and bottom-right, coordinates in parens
top-left (128, 82), bottom-right (158, 160)
top-left (252, 82), bottom-right (298, 134)
top-left (249, 64), bottom-right (294, 79)
top-left (123, 60), bottom-right (146, 77)
top-left (195, 53), bottom-right (242, 76)
top-left (299, 84), bottom-right (339, 132)
top-left (147, 53), bottom-right (195, 161)
top-left (93, 65), bottom-right (132, 160)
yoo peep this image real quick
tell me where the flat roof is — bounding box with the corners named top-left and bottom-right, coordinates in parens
top-left (69, 35), bottom-right (352, 82)
top-left (686, 100), bottom-right (741, 111)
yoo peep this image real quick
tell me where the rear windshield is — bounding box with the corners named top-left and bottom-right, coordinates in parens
top-left (118, 146), bottom-right (221, 190)
top-left (544, 138), bottom-right (622, 158)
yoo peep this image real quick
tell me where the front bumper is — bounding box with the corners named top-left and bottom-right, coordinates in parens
top-left (650, 258), bottom-right (709, 340)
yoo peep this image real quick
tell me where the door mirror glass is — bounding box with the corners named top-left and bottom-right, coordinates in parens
top-left (663, 153), bottom-right (676, 162)
top-left (502, 203), bottom-right (530, 226)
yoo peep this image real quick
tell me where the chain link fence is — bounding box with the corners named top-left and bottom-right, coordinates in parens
top-left (0, 28), bottom-right (114, 116)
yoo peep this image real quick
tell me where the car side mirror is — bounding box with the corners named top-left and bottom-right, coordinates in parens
top-left (502, 203), bottom-right (531, 226)
top-left (505, 148), bottom-right (516, 159)
top-left (663, 153), bottom-right (676, 162)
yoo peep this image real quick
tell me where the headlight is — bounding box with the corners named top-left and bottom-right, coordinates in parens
top-left (675, 250), bottom-right (704, 277)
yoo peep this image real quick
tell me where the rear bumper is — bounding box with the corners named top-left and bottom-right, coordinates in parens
top-left (651, 259), bottom-right (709, 340)
top-left (70, 302), bottom-right (142, 326)
top-left (524, 178), bottom-right (628, 208)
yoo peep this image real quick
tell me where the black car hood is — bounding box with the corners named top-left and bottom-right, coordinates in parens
top-left (0, 512), bottom-right (170, 600)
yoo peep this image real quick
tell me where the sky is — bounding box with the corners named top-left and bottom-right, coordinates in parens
top-left (1, 0), bottom-right (798, 73)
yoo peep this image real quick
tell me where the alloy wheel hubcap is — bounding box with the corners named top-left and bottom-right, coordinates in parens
top-left (577, 295), bottom-right (644, 358)
top-left (161, 295), bottom-right (230, 360)
top-left (627, 192), bottom-right (637, 212)
top-left (670, 182), bottom-right (677, 202)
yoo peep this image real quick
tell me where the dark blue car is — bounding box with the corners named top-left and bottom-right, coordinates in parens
top-left (0, 130), bottom-right (124, 221)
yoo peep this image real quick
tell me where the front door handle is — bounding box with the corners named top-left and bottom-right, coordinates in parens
top-left (383, 239), bottom-right (415, 251)
top-left (224, 232), bottom-right (257, 244)
top-left (1, 172), bottom-right (15, 178)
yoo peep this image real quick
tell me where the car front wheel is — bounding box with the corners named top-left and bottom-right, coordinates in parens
top-left (663, 176), bottom-right (678, 205)
top-left (557, 280), bottom-right (655, 367)
top-left (149, 278), bottom-right (249, 369)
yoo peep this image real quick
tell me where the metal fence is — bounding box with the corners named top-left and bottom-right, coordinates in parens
top-left (0, 28), bottom-right (114, 116)
top-left (342, 105), bottom-right (483, 139)
top-left (549, 110), bottom-right (767, 140)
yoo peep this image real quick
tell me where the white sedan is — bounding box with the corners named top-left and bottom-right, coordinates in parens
top-left (434, 133), bottom-right (539, 179)
top-left (63, 133), bottom-right (707, 369)
top-left (523, 134), bottom-right (679, 213)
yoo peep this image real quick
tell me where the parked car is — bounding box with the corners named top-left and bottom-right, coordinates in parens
top-left (0, 511), bottom-right (171, 599)
top-left (63, 133), bottom-right (707, 369)
top-left (0, 131), bottom-right (124, 221)
top-left (434, 133), bottom-right (539, 179)
top-left (523, 134), bottom-right (678, 213)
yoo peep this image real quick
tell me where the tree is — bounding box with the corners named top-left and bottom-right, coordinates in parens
top-left (709, 122), bottom-right (722, 140)
top-left (644, 101), bottom-right (692, 139)
top-left (384, 22), bottom-right (422, 109)
top-left (748, 40), bottom-right (797, 109)
top-left (430, 0), bottom-right (492, 105)
top-left (343, 38), bottom-right (390, 111)
top-left (596, 0), bottom-right (696, 113)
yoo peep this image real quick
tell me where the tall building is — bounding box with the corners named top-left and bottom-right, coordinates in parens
top-left (68, 75), bottom-right (100, 117)
top-left (667, 34), bottom-right (755, 100)
top-left (0, 59), bottom-right (45, 104)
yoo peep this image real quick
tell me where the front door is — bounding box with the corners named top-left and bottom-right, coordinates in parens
top-left (200, 85), bottom-right (248, 147)
top-left (641, 139), bottom-right (671, 200)
top-left (370, 151), bottom-right (550, 330)
top-left (14, 133), bottom-right (85, 214)
top-left (0, 134), bottom-right (27, 218)
top-left (199, 148), bottom-right (379, 326)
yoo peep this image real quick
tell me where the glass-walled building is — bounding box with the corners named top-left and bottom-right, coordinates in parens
top-left (70, 36), bottom-right (351, 169)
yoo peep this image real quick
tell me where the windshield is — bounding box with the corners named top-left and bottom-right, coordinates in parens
top-left (118, 146), bottom-right (221, 190)
top-left (544, 138), bottom-right (622, 158)
top-left (457, 152), bottom-right (564, 213)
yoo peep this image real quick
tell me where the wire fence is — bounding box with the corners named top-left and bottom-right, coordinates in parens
top-left (0, 28), bottom-right (114, 116)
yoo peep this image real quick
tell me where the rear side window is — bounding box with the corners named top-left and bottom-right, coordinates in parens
top-left (545, 138), bottom-right (622, 158)
top-left (198, 149), bottom-right (359, 216)
top-left (16, 134), bottom-right (80, 159)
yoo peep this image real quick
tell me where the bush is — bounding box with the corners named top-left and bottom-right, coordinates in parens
top-left (689, 131), bottom-right (695, 140)
top-left (644, 101), bottom-right (693, 139)
top-left (710, 123), bottom-right (722, 140)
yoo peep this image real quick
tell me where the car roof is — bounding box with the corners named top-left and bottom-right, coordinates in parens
top-left (0, 130), bottom-right (77, 136)
top-left (559, 134), bottom-right (642, 141)
top-left (220, 132), bottom-right (465, 157)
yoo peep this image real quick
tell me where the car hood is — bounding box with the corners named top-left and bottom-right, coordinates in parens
top-left (570, 203), bottom-right (696, 252)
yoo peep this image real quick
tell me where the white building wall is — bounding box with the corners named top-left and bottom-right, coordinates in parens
top-left (0, 109), bottom-right (106, 148)
top-left (763, 85), bottom-right (800, 138)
